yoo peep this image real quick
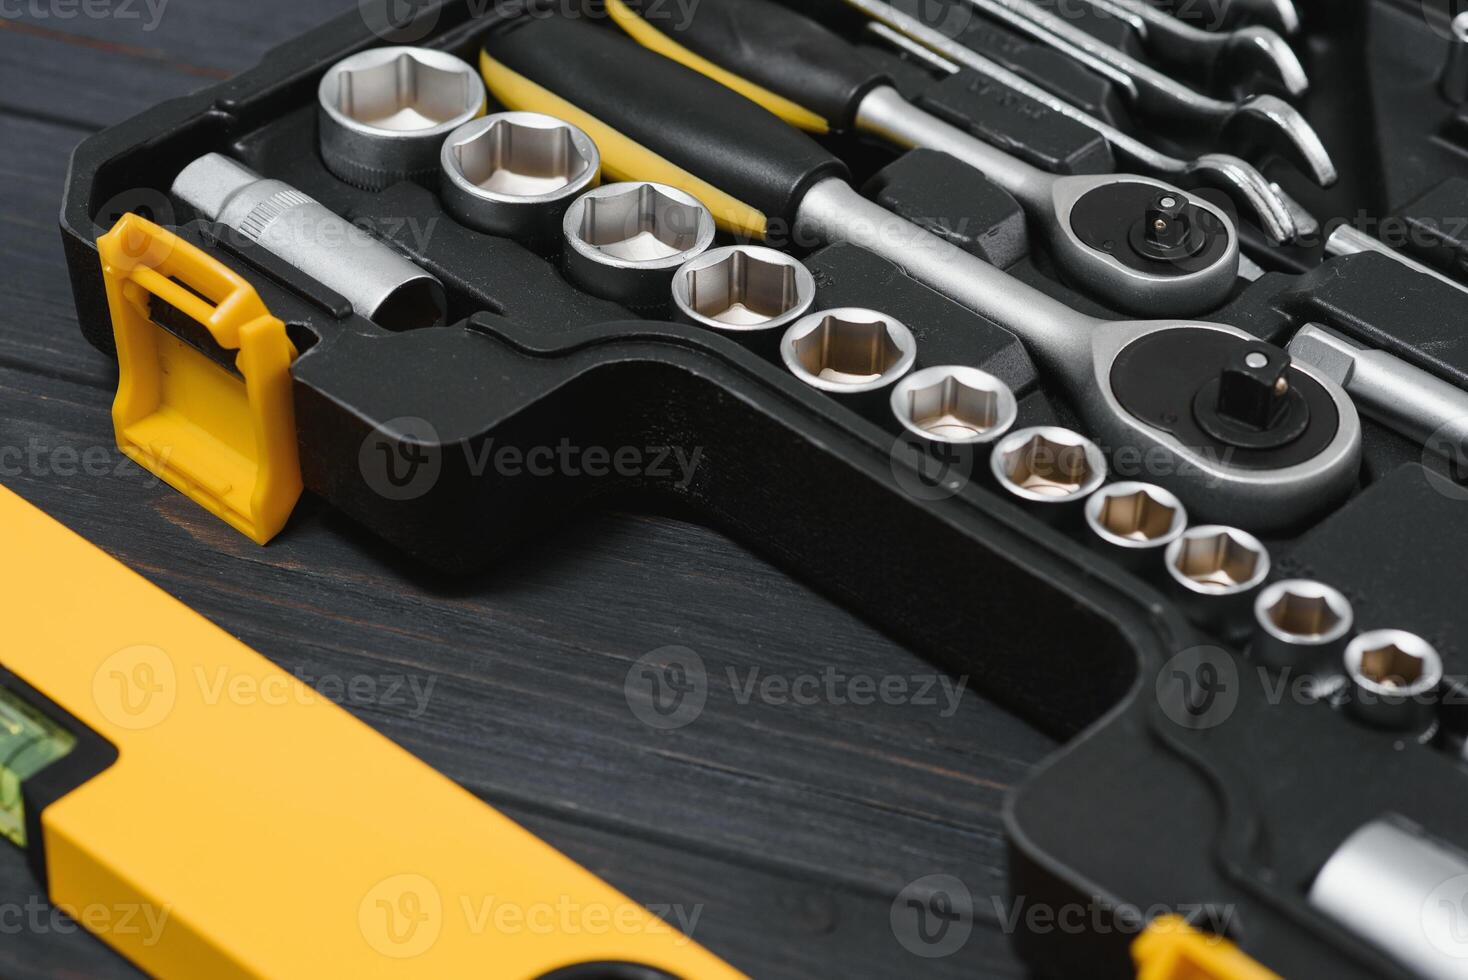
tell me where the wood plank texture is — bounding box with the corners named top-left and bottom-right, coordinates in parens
top-left (0, 3), bottom-right (1056, 977)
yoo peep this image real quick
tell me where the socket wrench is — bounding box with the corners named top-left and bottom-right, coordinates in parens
top-left (857, 5), bottom-right (1299, 243)
top-left (1250, 579), bottom-right (1354, 676)
top-left (672, 246), bottom-right (817, 336)
top-left (562, 182), bottom-right (716, 311)
top-left (1311, 818), bottom-right (1468, 980)
top-left (938, 0), bottom-right (1337, 185)
top-left (991, 426), bottom-right (1108, 521)
top-left (612, 0), bottom-right (1239, 315)
top-left (890, 366), bottom-right (1020, 446)
top-left (1343, 630), bottom-right (1443, 732)
top-left (440, 112), bottom-right (601, 243)
top-left (1083, 481), bottom-right (1188, 572)
top-left (780, 309), bottom-right (918, 399)
top-left (1163, 524), bottom-right (1270, 636)
top-left (172, 153), bottom-right (446, 331)
top-left (1287, 323), bottom-right (1468, 463)
top-left (318, 47), bottom-right (485, 191)
top-left (1077, 0), bottom-right (1306, 95)
top-left (483, 14), bottom-right (1361, 531)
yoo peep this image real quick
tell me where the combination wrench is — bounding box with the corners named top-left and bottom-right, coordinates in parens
top-left (1150, 0), bottom-right (1301, 37)
top-left (854, 0), bottom-right (1298, 244)
top-left (479, 14), bottom-right (1362, 531)
top-left (935, 0), bottom-right (1337, 185)
top-left (609, 0), bottom-right (1239, 315)
top-left (1075, 0), bottom-right (1307, 96)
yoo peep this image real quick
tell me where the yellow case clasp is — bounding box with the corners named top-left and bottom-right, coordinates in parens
top-left (97, 213), bottom-right (302, 544)
top-left (1134, 915), bottom-right (1283, 980)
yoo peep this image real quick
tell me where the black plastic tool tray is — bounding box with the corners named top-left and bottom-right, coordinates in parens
top-left (60, 1), bottom-right (1468, 976)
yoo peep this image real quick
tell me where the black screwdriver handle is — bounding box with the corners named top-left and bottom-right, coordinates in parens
top-left (610, 0), bottom-right (892, 130)
top-left (482, 15), bottom-right (847, 233)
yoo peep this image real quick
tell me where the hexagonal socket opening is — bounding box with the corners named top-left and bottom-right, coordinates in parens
top-left (1171, 528), bottom-right (1266, 593)
top-left (1261, 584), bottom-right (1350, 640)
top-left (996, 431), bottom-right (1101, 499)
top-left (790, 314), bottom-right (907, 386)
top-left (454, 118), bottom-right (595, 197)
top-left (578, 184), bottom-right (706, 262)
top-left (1093, 486), bottom-right (1183, 543)
top-left (685, 250), bottom-right (803, 327)
top-left (336, 52), bottom-right (475, 132)
top-left (898, 370), bottom-right (1012, 442)
top-left (1357, 641), bottom-right (1431, 689)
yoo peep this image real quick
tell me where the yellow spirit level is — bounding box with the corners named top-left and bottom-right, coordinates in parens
top-left (0, 484), bottom-right (741, 978)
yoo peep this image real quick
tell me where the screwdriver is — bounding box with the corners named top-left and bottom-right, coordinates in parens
top-left (479, 14), bottom-right (1361, 530)
top-left (604, 0), bottom-right (1240, 317)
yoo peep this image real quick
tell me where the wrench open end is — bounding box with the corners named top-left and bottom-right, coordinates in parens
top-left (1229, 26), bottom-right (1309, 97)
top-left (1223, 94), bottom-right (1338, 188)
top-left (1184, 154), bottom-right (1298, 244)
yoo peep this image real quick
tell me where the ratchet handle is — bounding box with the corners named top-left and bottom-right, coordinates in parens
top-left (606, 0), bottom-right (890, 131)
top-left (481, 14), bottom-right (846, 237)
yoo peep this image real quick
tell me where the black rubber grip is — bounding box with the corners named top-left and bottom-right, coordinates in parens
top-left (623, 0), bottom-right (891, 128)
top-left (483, 15), bottom-right (846, 226)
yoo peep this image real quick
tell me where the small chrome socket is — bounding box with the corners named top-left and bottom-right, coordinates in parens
top-left (1083, 482), bottom-right (1188, 574)
top-left (442, 112), bottom-right (601, 244)
top-left (562, 182), bottom-right (715, 311)
top-left (1250, 580), bottom-right (1354, 676)
top-left (890, 366), bottom-right (1019, 448)
top-left (780, 309), bottom-right (917, 403)
top-left (671, 246), bottom-right (816, 341)
top-left (990, 427), bottom-right (1107, 524)
top-left (1164, 525), bottom-right (1271, 639)
top-left (319, 47), bottom-right (485, 190)
top-left (1343, 629), bottom-right (1443, 732)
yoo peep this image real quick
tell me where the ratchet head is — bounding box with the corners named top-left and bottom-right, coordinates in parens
top-left (1222, 94), bottom-right (1338, 187)
top-left (1076, 319), bottom-right (1362, 532)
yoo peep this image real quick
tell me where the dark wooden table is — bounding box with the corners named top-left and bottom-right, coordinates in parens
top-left (0, 3), bottom-right (1055, 976)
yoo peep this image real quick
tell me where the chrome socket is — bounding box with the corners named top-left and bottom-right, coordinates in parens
top-left (989, 427), bottom-right (1107, 524)
top-left (780, 309), bottom-right (917, 402)
top-left (318, 47), bottom-right (485, 191)
top-left (1083, 481), bottom-right (1188, 574)
top-left (172, 153), bottom-right (446, 331)
top-left (1164, 525), bottom-right (1271, 639)
top-left (1250, 579), bottom-right (1354, 677)
top-left (442, 112), bottom-right (601, 243)
top-left (562, 182), bottom-right (715, 312)
top-left (671, 246), bottom-right (816, 339)
top-left (1344, 629), bottom-right (1443, 732)
top-left (889, 366), bottom-right (1018, 449)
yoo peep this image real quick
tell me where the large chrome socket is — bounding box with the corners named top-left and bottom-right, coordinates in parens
top-left (1164, 525), bottom-right (1270, 639)
top-left (990, 427), bottom-right (1107, 525)
top-left (1250, 579), bottom-right (1354, 677)
top-left (562, 182), bottom-right (715, 312)
top-left (1083, 481), bottom-right (1188, 574)
top-left (780, 309), bottom-right (917, 405)
top-left (442, 112), bottom-right (601, 244)
top-left (1344, 629), bottom-right (1443, 732)
top-left (172, 153), bottom-right (446, 331)
top-left (318, 47), bottom-right (485, 190)
top-left (671, 246), bottom-right (816, 342)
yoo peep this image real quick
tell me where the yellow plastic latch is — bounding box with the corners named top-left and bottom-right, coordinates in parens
top-left (97, 213), bottom-right (302, 545)
top-left (1133, 915), bottom-right (1283, 980)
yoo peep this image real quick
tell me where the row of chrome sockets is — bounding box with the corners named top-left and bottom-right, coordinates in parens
top-left (312, 49), bottom-right (1445, 739)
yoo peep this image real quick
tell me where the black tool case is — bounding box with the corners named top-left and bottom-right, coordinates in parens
top-left (58, 0), bottom-right (1468, 976)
